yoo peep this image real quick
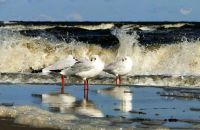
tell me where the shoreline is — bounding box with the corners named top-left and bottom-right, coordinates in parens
top-left (0, 73), bottom-right (200, 88)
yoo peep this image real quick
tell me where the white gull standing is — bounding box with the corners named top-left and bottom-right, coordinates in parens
top-left (42, 55), bottom-right (77, 93)
top-left (60, 55), bottom-right (104, 100)
top-left (104, 56), bottom-right (133, 86)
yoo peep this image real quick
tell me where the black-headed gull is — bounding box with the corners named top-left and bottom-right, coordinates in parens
top-left (42, 55), bottom-right (77, 93)
top-left (60, 55), bottom-right (104, 99)
top-left (104, 56), bottom-right (133, 85)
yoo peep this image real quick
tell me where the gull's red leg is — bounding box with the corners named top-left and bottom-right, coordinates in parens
top-left (86, 79), bottom-right (89, 90)
top-left (84, 79), bottom-right (88, 100)
top-left (84, 80), bottom-right (87, 90)
top-left (116, 75), bottom-right (120, 86)
top-left (61, 75), bottom-right (65, 94)
top-left (119, 75), bottom-right (121, 85)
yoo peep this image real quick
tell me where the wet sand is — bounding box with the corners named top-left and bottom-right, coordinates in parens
top-left (0, 118), bottom-right (57, 130)
top-left (0, 84), bottom-right (200, 129)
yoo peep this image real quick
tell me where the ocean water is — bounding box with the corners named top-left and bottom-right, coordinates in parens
top-left (0, 22), bottom-right (200, 76)
top-left (0, 22), bottom-right (200, 87)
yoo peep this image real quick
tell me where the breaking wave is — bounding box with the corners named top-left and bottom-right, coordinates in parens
top-left (0, 24), bottom-right (200, 76)
top-left (0, 29), bottom-right (115, 72)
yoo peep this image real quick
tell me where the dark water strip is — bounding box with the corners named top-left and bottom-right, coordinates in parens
top-left (2, 21), bottom-right (200, 48)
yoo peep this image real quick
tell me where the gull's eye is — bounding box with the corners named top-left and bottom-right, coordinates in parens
top-left (91, 57), bottom-right (97, 61)
top-left (73, 57), bottom-right (78, 61)
top-left (122, 58), bottom-right (124, 62)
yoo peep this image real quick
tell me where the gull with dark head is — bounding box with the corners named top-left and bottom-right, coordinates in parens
top-left (104, 56), bottom-right (133, 85)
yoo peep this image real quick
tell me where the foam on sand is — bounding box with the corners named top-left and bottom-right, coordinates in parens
top-left (0, 106), bottom-right (77, 129)
top-left (0, 105), bottom-right (129, 130)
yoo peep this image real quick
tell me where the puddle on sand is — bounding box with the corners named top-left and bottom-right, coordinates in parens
top-left (0, 84), bottom-right (200, 129)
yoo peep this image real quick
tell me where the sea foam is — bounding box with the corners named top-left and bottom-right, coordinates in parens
top-left (0, 26), bottom-right (200, 76)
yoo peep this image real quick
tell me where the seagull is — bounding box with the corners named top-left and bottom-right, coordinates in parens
top-left (42, 55), bottom-right (77, 74)
top-left (60, 55), bottom-right (104, 99)
top-left (42, 55), bottom-right (77, 93)
top-left (103, 56), bottom-right (133, 86)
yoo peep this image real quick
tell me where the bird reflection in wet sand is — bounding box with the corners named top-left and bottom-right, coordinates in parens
top-left (33, 93), bottom-right (103, 117)
top-left (36, 93), bottom-right (76, 113)
top-left (74, 99), bottom-right (104, 117)
top-left (98, 86), bottom-right (133, 112)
